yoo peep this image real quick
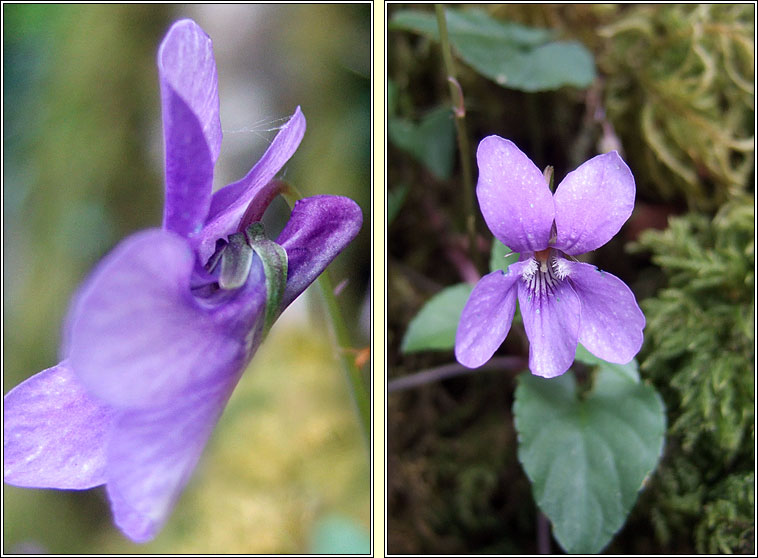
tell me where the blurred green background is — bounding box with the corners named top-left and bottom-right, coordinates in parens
top-left (3, 3), bottom-right (370, 553)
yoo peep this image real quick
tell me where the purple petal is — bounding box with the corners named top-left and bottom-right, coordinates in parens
top-left (276, 195), bottom-right (363, 308)
top-left (568, 261), bottom-right (645, 363)
top-left (476, 136), bottom-right (555, 253)
top-left (553, 151), bottom-right (635, 255)
top-left (197, 107), bottom-right (307, 264)
top-left (455, 268), bottom-right (521, 368)
top-left (66, 229), bottom-right (251, 409)
top-left (518, 278), bottom-right (581, 378)
top-left (106, 377), bottom-right (236, 542)
top-left (158, 19), bottom-right (221, 238)
top-left (3, 362), bottom-right (116, 489)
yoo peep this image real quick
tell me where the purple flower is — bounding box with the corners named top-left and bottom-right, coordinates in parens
top-left (455, 136), bottom-right (644, 378)
top-left (3, 19), bottom-right (362, 542)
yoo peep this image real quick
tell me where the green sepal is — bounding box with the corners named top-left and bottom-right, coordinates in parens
top-left (206, 237), bottom-right (229, 273)
top-left (543, 165), bottom-right (554, 192)
top-left (245, 222), bottom-right (288, 336)
top-left (218, 232), bottom-right (253, 290)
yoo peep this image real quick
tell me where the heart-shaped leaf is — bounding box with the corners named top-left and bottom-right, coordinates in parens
top-left (401, 283), bottom-right (474, 353)
top-left (390, 8), bottom-right (595, 92)
top-left (574, 342), bottom-right (639, 382)
top-left (513, 361), bottom-right (666, 553)
top-left (390, 8), bottom-right (552, 47)
top-left (455, 38), bottom-right (596, 92)
top-left (388, 106), bottom-right (455, 179)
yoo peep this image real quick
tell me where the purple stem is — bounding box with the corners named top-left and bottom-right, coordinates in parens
top-left (538, 511), bottom-right (551, 554)
top-left (388, 356), bottom-right (528, 393)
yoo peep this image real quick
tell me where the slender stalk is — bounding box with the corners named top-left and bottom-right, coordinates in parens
top-left (435, 4), bottom-right (478, 269)
top-left (282, 185), bottom-right (371, 448)
top-left (388, 356), bottom-right (528, 393)
top-left (537, 512), bottom-right (551, 554)
top-left (316, 268), bottom-right (371, 448)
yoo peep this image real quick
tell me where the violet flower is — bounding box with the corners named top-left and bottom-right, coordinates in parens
top-left (455, 136), bottom-right (644, 378)
top-left (3, 19), bottom-right (362, 542)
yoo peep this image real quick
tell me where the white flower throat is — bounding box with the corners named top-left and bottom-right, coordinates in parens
top-left (522, 248), bottom-right (571, 300)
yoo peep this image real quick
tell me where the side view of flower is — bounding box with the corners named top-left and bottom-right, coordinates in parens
top-left (3, 19), bottom-right (362, 543)
top-left (456, 136), bottom-right (644, 378)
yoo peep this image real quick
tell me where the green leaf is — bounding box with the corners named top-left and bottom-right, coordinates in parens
top-left (390, 8), bottom-right (595, 92)
top-left (245, 222), bottom-right (288, 336)
top-left (488, 239), bottom-right (523, 325)
top-left (574, 343), bottom-right (640, 382)
top-left (513, 363), bottom-right (666, 553)
top-left (390, 8), bottom-right (552, 46)
top-left (388, 106), bottom-right (455, 179)
top-left (489, 239), bottom-right (519, 273)
top-left (401, 283), bottom-right (474, 353)
top-left (458, 38), bottom-right (596, 92)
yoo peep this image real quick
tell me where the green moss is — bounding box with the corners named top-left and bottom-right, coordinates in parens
top-left (631, 198), bottom-right (754, 553)
top-left (387, 372), bottom-right (535, 554)
top-left (697, 472), bottom-right (755, 554)
top-left (600, 4), bottom-right (754, 211)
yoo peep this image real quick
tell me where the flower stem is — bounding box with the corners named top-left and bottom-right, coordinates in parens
top-left (435, 4), bottom-right (478, 270)
top-left (538, 512), bottom-right (552, 553)
top-left (281, 184), bottom-right (371, 449)
top-left (316, 269), bottom-right (371, 448)
top-left (388, 356), bottom-right (528, 393)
